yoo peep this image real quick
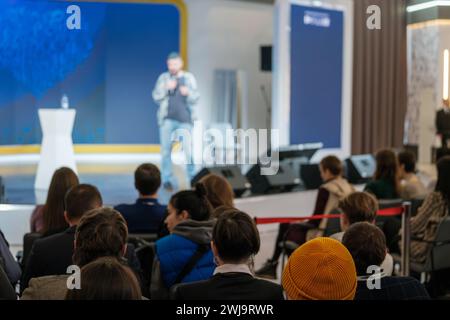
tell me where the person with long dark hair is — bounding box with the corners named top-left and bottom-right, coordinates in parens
top-left (150, 183), bottom-right (215, 299)
top-left (364, 149), bottom-right (400, 199)
top-left (34, 167), bottom-right (79, 236)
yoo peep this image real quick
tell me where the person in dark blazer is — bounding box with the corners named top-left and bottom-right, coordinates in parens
top-left (20, 184), bottom-right (103, 292)
top-left (171, 208), bottom-right (284, 300)
top-left (342, 222), bottom-right (430, 300)
top-left (114, 163), bottom-right (166, 234)
top-left (21, 184), bottom-right (142, 293)
top-left (436, 99), bottom-right (450, 149)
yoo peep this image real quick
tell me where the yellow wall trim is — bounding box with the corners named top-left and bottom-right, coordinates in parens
top-left (0, 145), bottom-right (161, 155)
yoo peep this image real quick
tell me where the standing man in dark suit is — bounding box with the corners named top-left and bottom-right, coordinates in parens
top-left (114, 163), bottom-right (166, 234)
top-left (436, 99), bottom-right (450, 149)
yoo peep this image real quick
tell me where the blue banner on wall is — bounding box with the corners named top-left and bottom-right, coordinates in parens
top-left (0, 0), bottom-right (181, 145)
top-left (289, 5), bottom-right (344, 148)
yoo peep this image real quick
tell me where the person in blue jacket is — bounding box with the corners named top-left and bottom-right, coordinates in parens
top-left (150, 183), bottom-right (215, 299)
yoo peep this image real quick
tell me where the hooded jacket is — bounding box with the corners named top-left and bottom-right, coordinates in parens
top-left (150, 219), bottom-right (215, 299)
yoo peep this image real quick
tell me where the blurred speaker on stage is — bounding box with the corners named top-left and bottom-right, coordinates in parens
top-left (152, 52), bottom-right (200, 191)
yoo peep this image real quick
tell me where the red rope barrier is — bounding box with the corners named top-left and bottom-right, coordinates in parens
top-left (254, 206), bottom-right (404, 225)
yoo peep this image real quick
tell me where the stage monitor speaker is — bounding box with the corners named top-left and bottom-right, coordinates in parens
top-left (191, 166), bottom-right (251, 198)
top-left (300, 164), bottom-right (323, 190)
top-left (260, 46), bottom-right (272, 72)
top-left (345, 154), bottom-right (375, 184)
top-left (269, 143), bottom-right (323, 182)
top-left (245, 162), bottom-right (300, 195)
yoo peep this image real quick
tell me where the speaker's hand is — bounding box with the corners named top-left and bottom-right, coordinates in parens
top-left (179, 86), bottom-right (189, 96)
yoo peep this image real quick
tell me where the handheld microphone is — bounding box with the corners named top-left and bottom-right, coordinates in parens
top-left (168, 74), bottom-right (177, 95)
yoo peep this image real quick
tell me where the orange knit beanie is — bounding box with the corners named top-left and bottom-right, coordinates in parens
top-left (282, 237), bottom-right (357, 300)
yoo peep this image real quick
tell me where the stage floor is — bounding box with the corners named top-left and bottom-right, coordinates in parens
top-left (0, 153), bottom-right (191, 205)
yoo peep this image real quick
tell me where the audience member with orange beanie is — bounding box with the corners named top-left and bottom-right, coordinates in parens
top-left (282, 237), bottom-right (357, 300)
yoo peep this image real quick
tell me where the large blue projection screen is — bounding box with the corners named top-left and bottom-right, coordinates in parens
top-left (0, 1), bottom-right (181, 145)
top-left (290, 5), bottom-right (344, 148)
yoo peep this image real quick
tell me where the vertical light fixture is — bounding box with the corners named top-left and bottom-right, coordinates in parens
top-left (444, 49), bottom-right (449, 100)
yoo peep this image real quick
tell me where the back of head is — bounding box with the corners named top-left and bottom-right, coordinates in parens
top-left (342, 222), bottom-right (386, 276)
top-left (65, 257), bottom-right (141, 300)
top-left (212, 205), bottom-right (234, 218)
top-left (374, 149), bottom-right (398, 182)
top-left (134, 163), bottom-right (161, 196)
top-left (73, 208), bottom-right (128, 267)
top-left (339, 192), bottom-right (378, 225)
top-left (42, 167), bottom-right (79, 233)
top-left (398, 150), bottom-right (416, 173)
top-left (320, 155), bottom-right (343, 176)
top-left (212, 208), bottom-right (260, 263)
top-left (65, 184), bottom-right (103, 222)
top-left (199, 174), bottom-right (234, 209)
top-left (436, 156), bottom-right (450, 203)
top-left (282, 237), bottom-right (357, 300)
top-left (169, 183), bottom-right (212, 221)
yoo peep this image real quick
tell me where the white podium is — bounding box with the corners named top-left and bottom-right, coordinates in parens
top-left (34, 109), bottom-right (77, 190)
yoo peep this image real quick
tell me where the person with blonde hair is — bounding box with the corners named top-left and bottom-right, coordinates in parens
top-left (199, 173), bottom-right (234, 212)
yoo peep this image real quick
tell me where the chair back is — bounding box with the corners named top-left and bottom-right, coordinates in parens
top-left (323, 208), bottom-right (341, 237)
top-left (410, 198), bottom-right (425, 217)
top-left (21, 232), bottom-right (42, 268)
top-left (426, 217), bottom-right (450, 271)
top-left (128, 233), bottom-right (158, 298)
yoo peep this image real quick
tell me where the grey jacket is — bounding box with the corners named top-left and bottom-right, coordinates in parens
top-left (150, 219), bottom-right (215, 300)
top-left (20, 274), bottom-right (148, 300)
top-left (152, 71), bottom-right (200, 126)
